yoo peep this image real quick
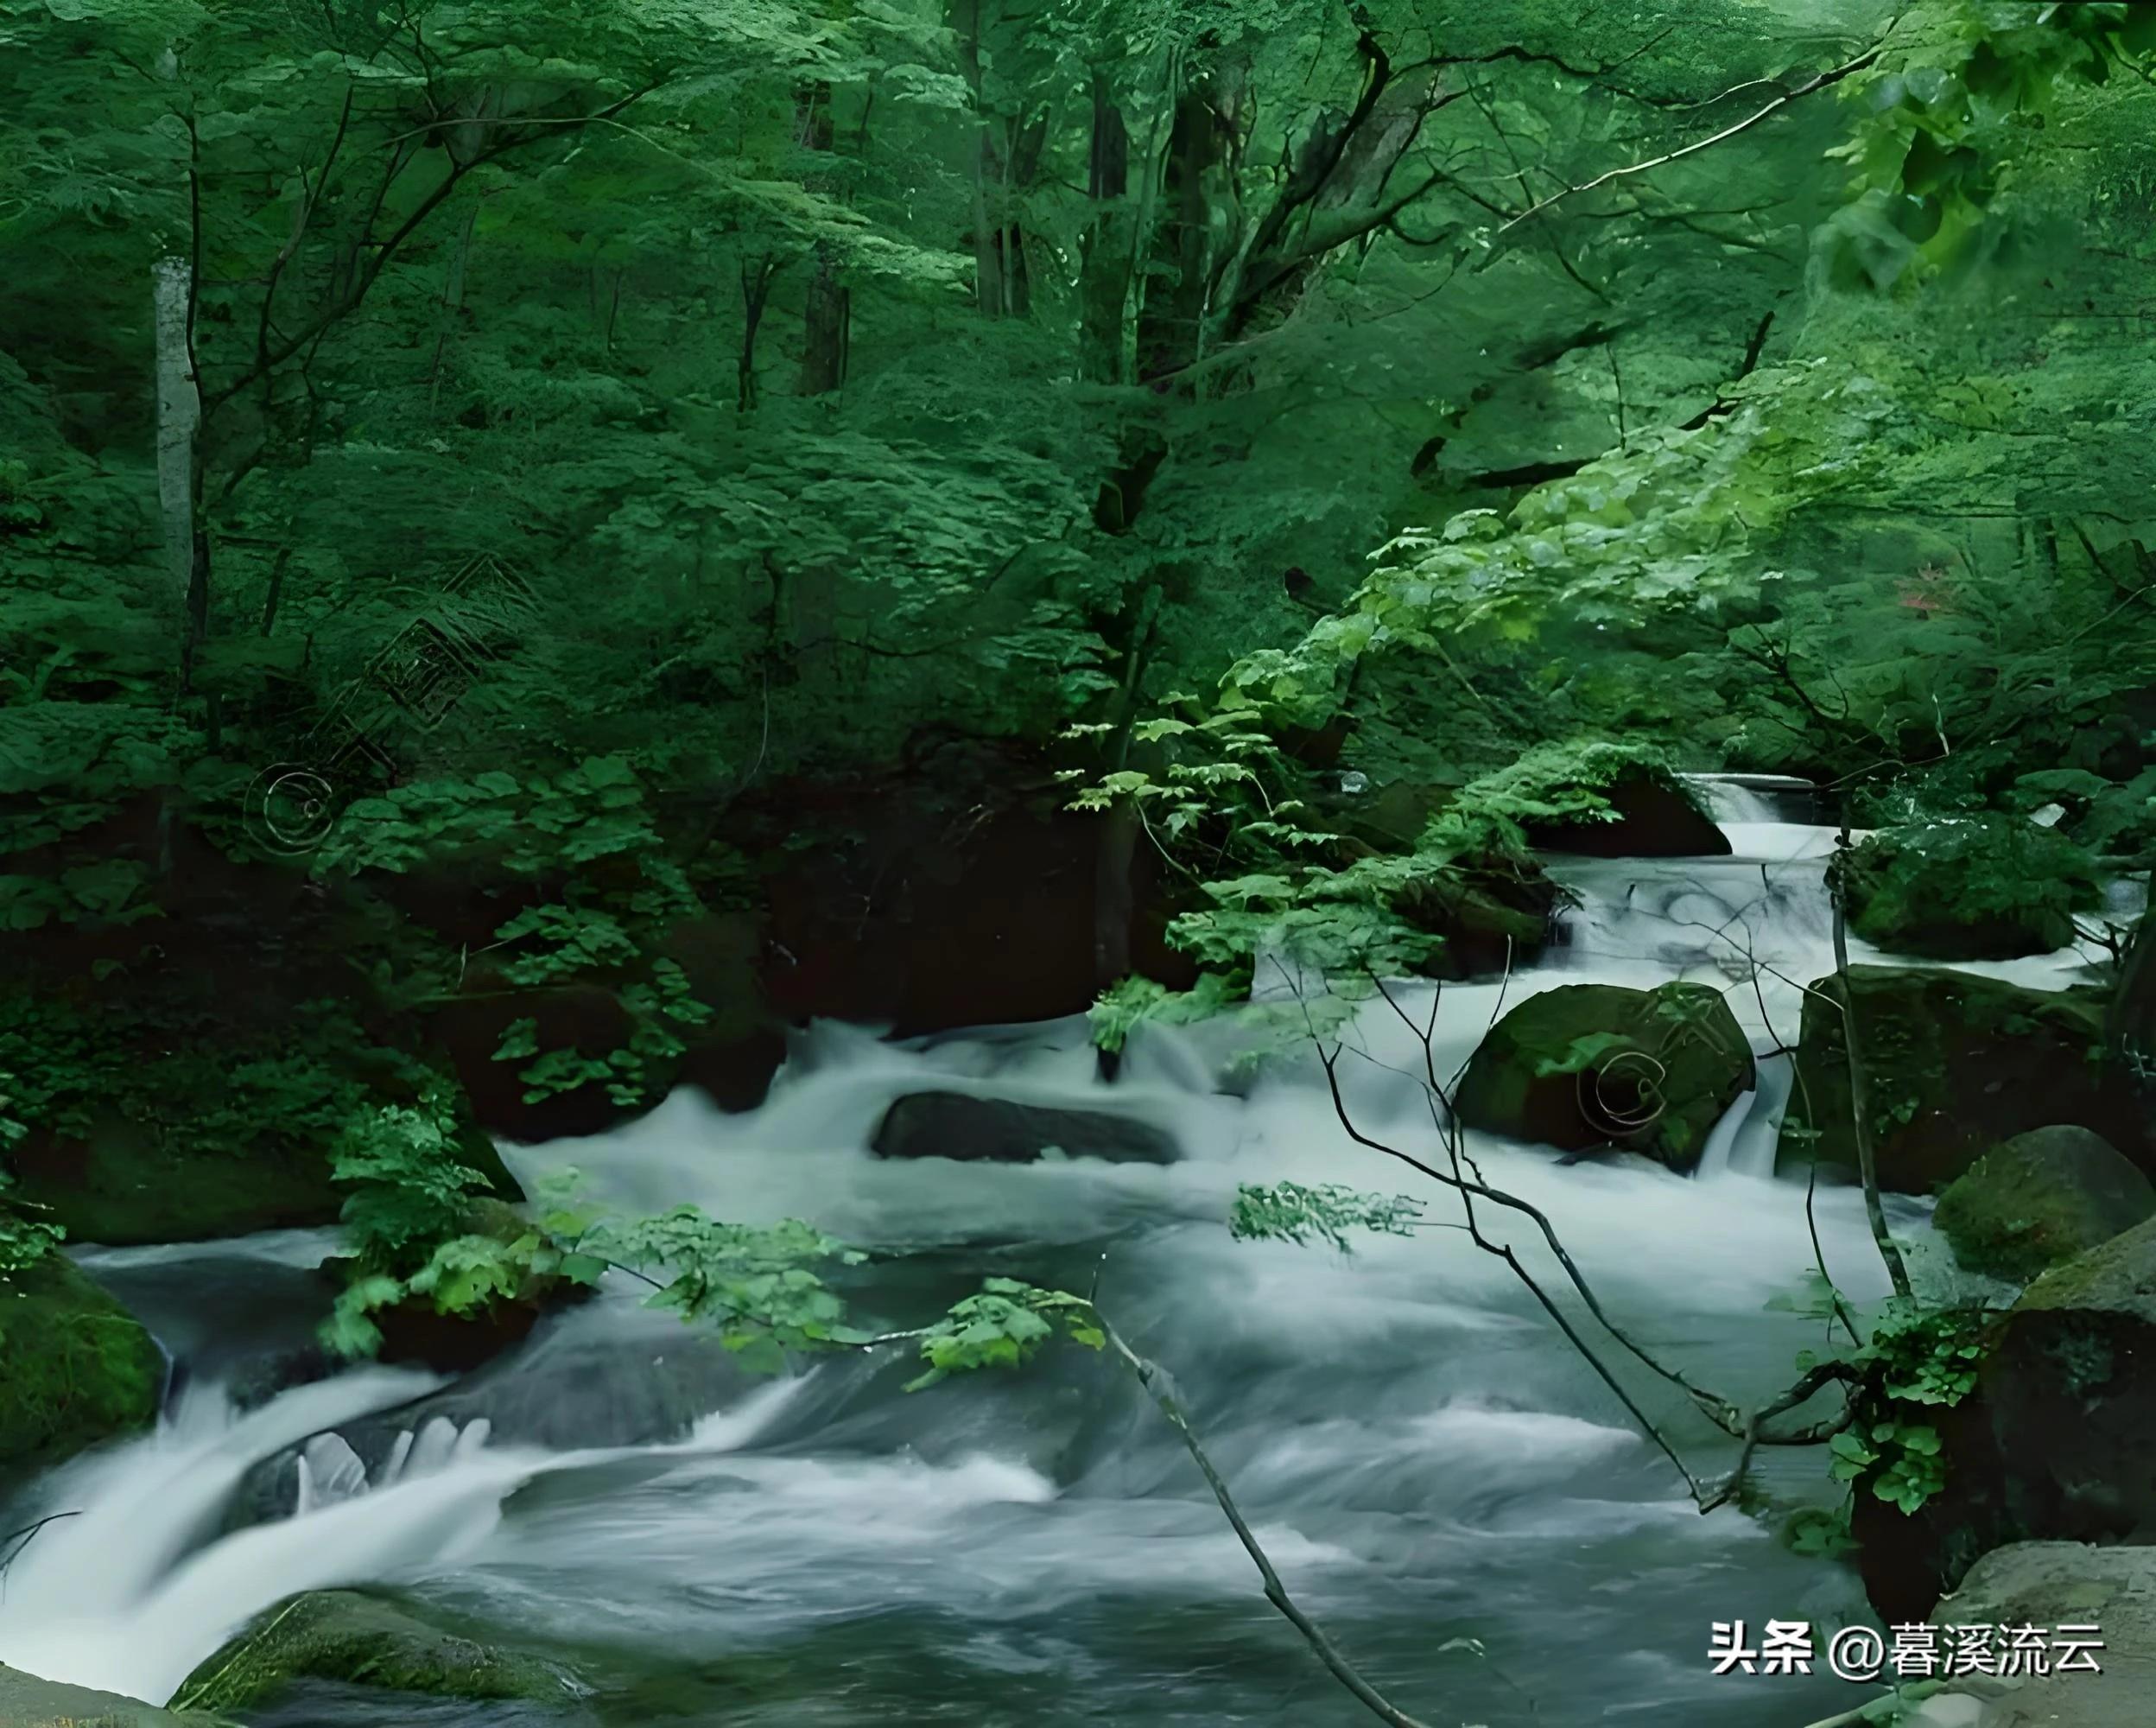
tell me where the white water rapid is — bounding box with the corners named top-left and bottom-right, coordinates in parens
top-left (0, 786), bottom-right (2114, 1726)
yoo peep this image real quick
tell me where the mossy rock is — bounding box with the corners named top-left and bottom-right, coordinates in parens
top-left (0, 1662), bottom-right (208, 1727)
top-left (1836, 816), bottom-right (2101, 961)
top-left (1391, 854), bottom-right (1564, 980)
top-left (0, 1255), bottom-right (162, 1470)
top-left (1774, 966), bottom-right (2142, 1194)
top-left (1519, 764), bottom-right (1729, 858)
top-left (1864, 1218), bottom-right (2156, 1621)
top-left (1454, 982), bottom-right (1754, 1172)
top-left (1933, 1127), bottom-right (2156, 1282)
top-left (170, 1591), bottom-right (581, 1716)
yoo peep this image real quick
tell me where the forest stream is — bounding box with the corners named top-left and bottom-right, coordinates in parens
top-left (3, 782), bottom-right (2115, 1728)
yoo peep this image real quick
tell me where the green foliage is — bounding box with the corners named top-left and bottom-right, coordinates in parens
top-left (331, 1090), bottom-right (495, 1263)
top-left (0, 1172), bottom-right (62, 1275)
top-left (1228, 1182), bottom-right (1424, 1254)
top-left (1775, 1274), bottom-right (1988, 1517)
top-left (903, 1277), bottom-right (1105, 1392)
top-left (1834, 816), bottom-right (2102, 958)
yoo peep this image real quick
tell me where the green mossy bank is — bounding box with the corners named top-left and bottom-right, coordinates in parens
top-left (172, 1591), bottom-right (582, 1716)
top-left (0, 1255), bottom-right (161, 1470)
top-left (0, 1663), bottom-right (212, 1728)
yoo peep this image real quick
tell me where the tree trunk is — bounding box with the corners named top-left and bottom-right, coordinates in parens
top-left (1079, 77), bottom-right (1132, 382)
top-left (801, 245), bottom-right (850, 396)
top-left (739, 253), bottom-right (778, 411)
top-left (1136, 83), bottom-right (1223, 384)
top-left (153, 255), bottom-right (200, 609)
top-left (796, 84), bottom-right (850, 395)
top-left (155, 254), bottom-right (208, 692)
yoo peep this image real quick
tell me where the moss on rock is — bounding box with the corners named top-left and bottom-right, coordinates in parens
top-left (1933, 1126), bottom-right (2156, 1282)
top-left (1455, 981), bottom-right (1753, 1171)
top-left (0, 1255), bottom-right (162, 1470)
top-left (0, 1661), bottom-right (210, 1727)
top-left (1836, 816), bottom-right (2102, 962)
top-left (170, 1591), bottom-right (580, 1716)
top-left (1774, 966), bottom-right (2141, 1194)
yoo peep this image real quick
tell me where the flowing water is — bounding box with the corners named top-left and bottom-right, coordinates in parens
top-left (0, 789), bottom-right (2112, 1727)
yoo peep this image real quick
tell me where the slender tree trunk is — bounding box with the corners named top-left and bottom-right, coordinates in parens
top-left (801, 246), bottom-right (850, 396)
top-left (1079, 76), bottom-right (1131, 383)
top-left (154, 255), bottom-right (200, 613)
top-left (1829, 815), bottom-right (1913, 1300)
top-left (428, 201), bottom-right (480, 406)
top-left (1136, 82), bottom-right (1223, 384)
top-left (739, 254), bottom-right (778, 411)
top-left (796, 84), bottom-right (851, 395)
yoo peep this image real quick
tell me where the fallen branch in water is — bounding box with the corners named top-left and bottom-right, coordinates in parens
top-left (1086, 1255), bottom-right (1443, 1728)
top-left (0, 1509), bottom-right (80, 1598)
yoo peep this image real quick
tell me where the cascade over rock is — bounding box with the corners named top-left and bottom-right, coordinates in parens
top-left (1453, 981), bottom-right (1753, 1172)
top-left (1775, 967), bottom-right (2145, 1194)
top-left (1933, 1126), bottom-right (2156, 1282)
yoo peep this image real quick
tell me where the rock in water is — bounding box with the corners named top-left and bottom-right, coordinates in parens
top-left (1774, 966), bottom-right (2144, 1193)
top-left (1860, 1215), bottom-right (2156, 1620)
top-left (1453, 982), bottom-right (1753, 1172)
top-left (171, 1590), bottom-right (580, 1715)
top-left (0, 1662), bottom-right (197, 1726)
top-left (1520, 766), bottom-right (1731, 858)
top-left (1934, 1127), bottom-right (2156, 1282)
top-left (871, 1091), bottom-right (1178, 1165)
top-left (0, 1255), bottom-right (162, 1469)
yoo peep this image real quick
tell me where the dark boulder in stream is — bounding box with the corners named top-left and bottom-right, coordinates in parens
top-left (1522, 763), bottom-right (1731, 858)
top-left (1454, 982), bottom-right (1753, 1172)
top-left (871, 1091), bottom-right (1179, 1164)
top-left (233, 1307), bottom-right (767, 1523)
top-left (1858, 1215), bottom-right (2156, 1622)
top-left (1774, 967), bottom-right (2145, 1194)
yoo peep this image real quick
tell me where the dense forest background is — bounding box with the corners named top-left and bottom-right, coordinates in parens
top-left (7, 1), bottom-right (2156, 1723)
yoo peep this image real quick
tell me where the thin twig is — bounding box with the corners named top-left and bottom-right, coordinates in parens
top-left (1497, 48), bottom-right (1885, 236)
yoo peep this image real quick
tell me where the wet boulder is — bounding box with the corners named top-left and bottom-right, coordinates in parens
top-left (232, 1307), bottom-right (767, 1523)
top-left (1775, 967), bottom-right (2143, 1194)
top-left (1453, 982), bottom-right (1753, 1172)
top-left (1389, 854), bottom-right (1566, 981)
top-left (0, 1255), bottom-right (162, 1470)
top-left (1934, 1127), bottom-right (2156, 1283)
top-left (1520, 763), bottom-right (1730, 858)
top-left (0, 1662), bottom-right (198, 1727)
top-left (1859, 1217), bottom-right (2156, 1621)
top-left (171, 1590), bottom-right (580, 1716)
top-left (871, 1091), bottom-right (1177, 1165)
